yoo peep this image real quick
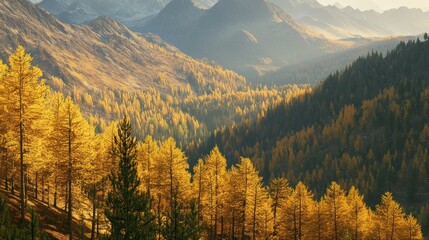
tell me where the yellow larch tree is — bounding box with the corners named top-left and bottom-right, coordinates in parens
top-left (403, 214), bottom-right (423, 240)
top-left (53, 95), bottom-right (95, 240)
top-left (268, 178), bottom-right (292, 238)
top-left (226, 157), bottom-right (262, 239)
top-left (137, 136), bottom-right (159, 197)
top-left (374, 192), bottom-right (406, 240)
top-left (203, 146), bottom-right (227, 239)
top-left (347, 186), bottom-right (370, 240)
top-left (280, 181), bottom-right (315, 240)
top-left (321, 182), bottom-right (351, 240)
top-left (156, 137), bottom-right (191, 238)
top-left (48, 92), bottom-right (68, 208)
top-left (2, 46), bottom-right (48, 224)
top-left (191, 159), bottom-right (206, 227)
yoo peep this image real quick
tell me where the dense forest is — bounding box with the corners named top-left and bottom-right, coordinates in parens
top-left (194, 36), bottom-right (429, 233)
top-left (0, 46), bottom-right (422, 239)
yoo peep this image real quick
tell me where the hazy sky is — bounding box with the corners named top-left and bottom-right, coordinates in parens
top-left (318, 0), bottom-right (429, 12)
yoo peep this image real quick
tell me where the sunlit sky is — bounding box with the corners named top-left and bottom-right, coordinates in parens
top-left (317, 0), bottom-right (429, 12)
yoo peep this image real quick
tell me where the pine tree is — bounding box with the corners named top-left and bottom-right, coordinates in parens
top-left (105, 116), bottom-right (156, 239)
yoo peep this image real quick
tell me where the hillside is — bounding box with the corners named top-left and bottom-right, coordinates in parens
top-left (136, 0), bottom-right (338, 77)
top-left (193, 37), bottom-right (429, 231)
top-left (2, 0), bottom-right (291, 145)
top-left (0, 0), bottom-right (245, 94)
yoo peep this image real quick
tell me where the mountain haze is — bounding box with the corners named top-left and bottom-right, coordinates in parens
top-left (138, 0), bottom-right (337, 77)
top-left (271, 0), bottom-right (429, 38)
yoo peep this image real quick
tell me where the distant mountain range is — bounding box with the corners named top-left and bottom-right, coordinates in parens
top-left (270, 0), bottom-right (429, 38)
top-left (36, 0), bottom-right (170, 24)
top-left (0, 0), bottom-right (245, 94)
top-left (32, 0), bottom-right (429, 78)
top-left (135, 0), bottom-right (337, 77)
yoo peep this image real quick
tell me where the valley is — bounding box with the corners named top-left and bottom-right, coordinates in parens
top-left (0, 0), bottom-right (428, 239)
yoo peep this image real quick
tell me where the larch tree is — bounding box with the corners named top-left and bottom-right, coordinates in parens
top-left (2, 46), bottom-right (48, 224)
top-left (105, 116), bottom-right (156, 239)
top-left (268, 178), bottom-right (292, 237)
top-left (281, 182), bottom-right (314, 240)
top-left (157, 137), bottom-right (191, 239)
top-left (48, 92), bottom-right (67, 208)
top-left (90, 121), bottom-right (117, 240)
top-left (404, 214), bottom-right (423, 240)
top-left (374, 192), bottom-right (406, 240)
top-left (191, 159), bottom-right (205, 227)
top-left (137, 136), bottom-right (159, 197)
top-left (347, 186), bottom-right (369, 240)
top-left (321, 182), bottom-right (351, 240)
top-left (226, 157), bottom-right (261, 239)
top-left (203, 146), bottom-right (227, 239)
top-left (54, 96), bottom-right (94, 240)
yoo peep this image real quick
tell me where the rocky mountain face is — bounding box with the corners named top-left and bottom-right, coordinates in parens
top-left (270, 0), bottom-right (429, 38)
top-left (0, 0), bottom-right (245, 94)
top-left (137, 0), bottom-right (337, 77)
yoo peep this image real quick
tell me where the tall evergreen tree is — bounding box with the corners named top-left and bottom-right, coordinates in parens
top-left (105, 116), bottom-right (156, 239)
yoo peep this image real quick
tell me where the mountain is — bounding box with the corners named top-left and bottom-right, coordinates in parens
top-left (192, 38), bottom-right (429, 221)
top-left (136, 0), bottom-right (205, 44)
top-left (36, 0), bottom-right (170, 24)
top-left (137, 0), bottom-right (337, 77)
top-left (0, 0), bottom-right (245, 94)
top-left (270, 0), bottom-right (429, 38)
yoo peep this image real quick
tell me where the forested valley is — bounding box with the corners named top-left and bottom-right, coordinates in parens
top-left (195, 37), bottom-right (429, 236)
top-left (0, 40), bottom-right (425, 239)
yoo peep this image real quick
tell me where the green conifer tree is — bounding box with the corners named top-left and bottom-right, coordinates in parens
top-left (105, 117), bottom-right (156, 239)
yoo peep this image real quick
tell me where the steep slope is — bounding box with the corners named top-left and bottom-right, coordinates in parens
top-left (0, 0), bottom-right (245, 94)
top-left (194, 38), bottom-right (429, 216)
top-left (271, 0), bottom-right (429, 38)
top-left (138, 0), bottom-right (337, 77)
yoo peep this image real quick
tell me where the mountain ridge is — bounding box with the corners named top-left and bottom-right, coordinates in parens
top-left (137, 0), bottom-right (336, 77)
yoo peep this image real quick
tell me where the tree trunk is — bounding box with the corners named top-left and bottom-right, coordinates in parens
top-left (42, 174), bottom-right (45, 202)
top-left (35, 172), bottom-right (38, 200)
top-left (252, 185), bottom-right (258, 240)
top-left (68, 106), bottom-right (73, 240)
top-left (47, 181), bottom-right (50, 208)
top-left (91, 184), bottom-right (97, 240)
top-left (54, 177), bottom-right (57, 208)
top-left (11, 173), bottom-right (15, 194)
top-left (231, 211), bottom-right (235, 240)
top-left (19, 72), bottom-right (25, 225)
